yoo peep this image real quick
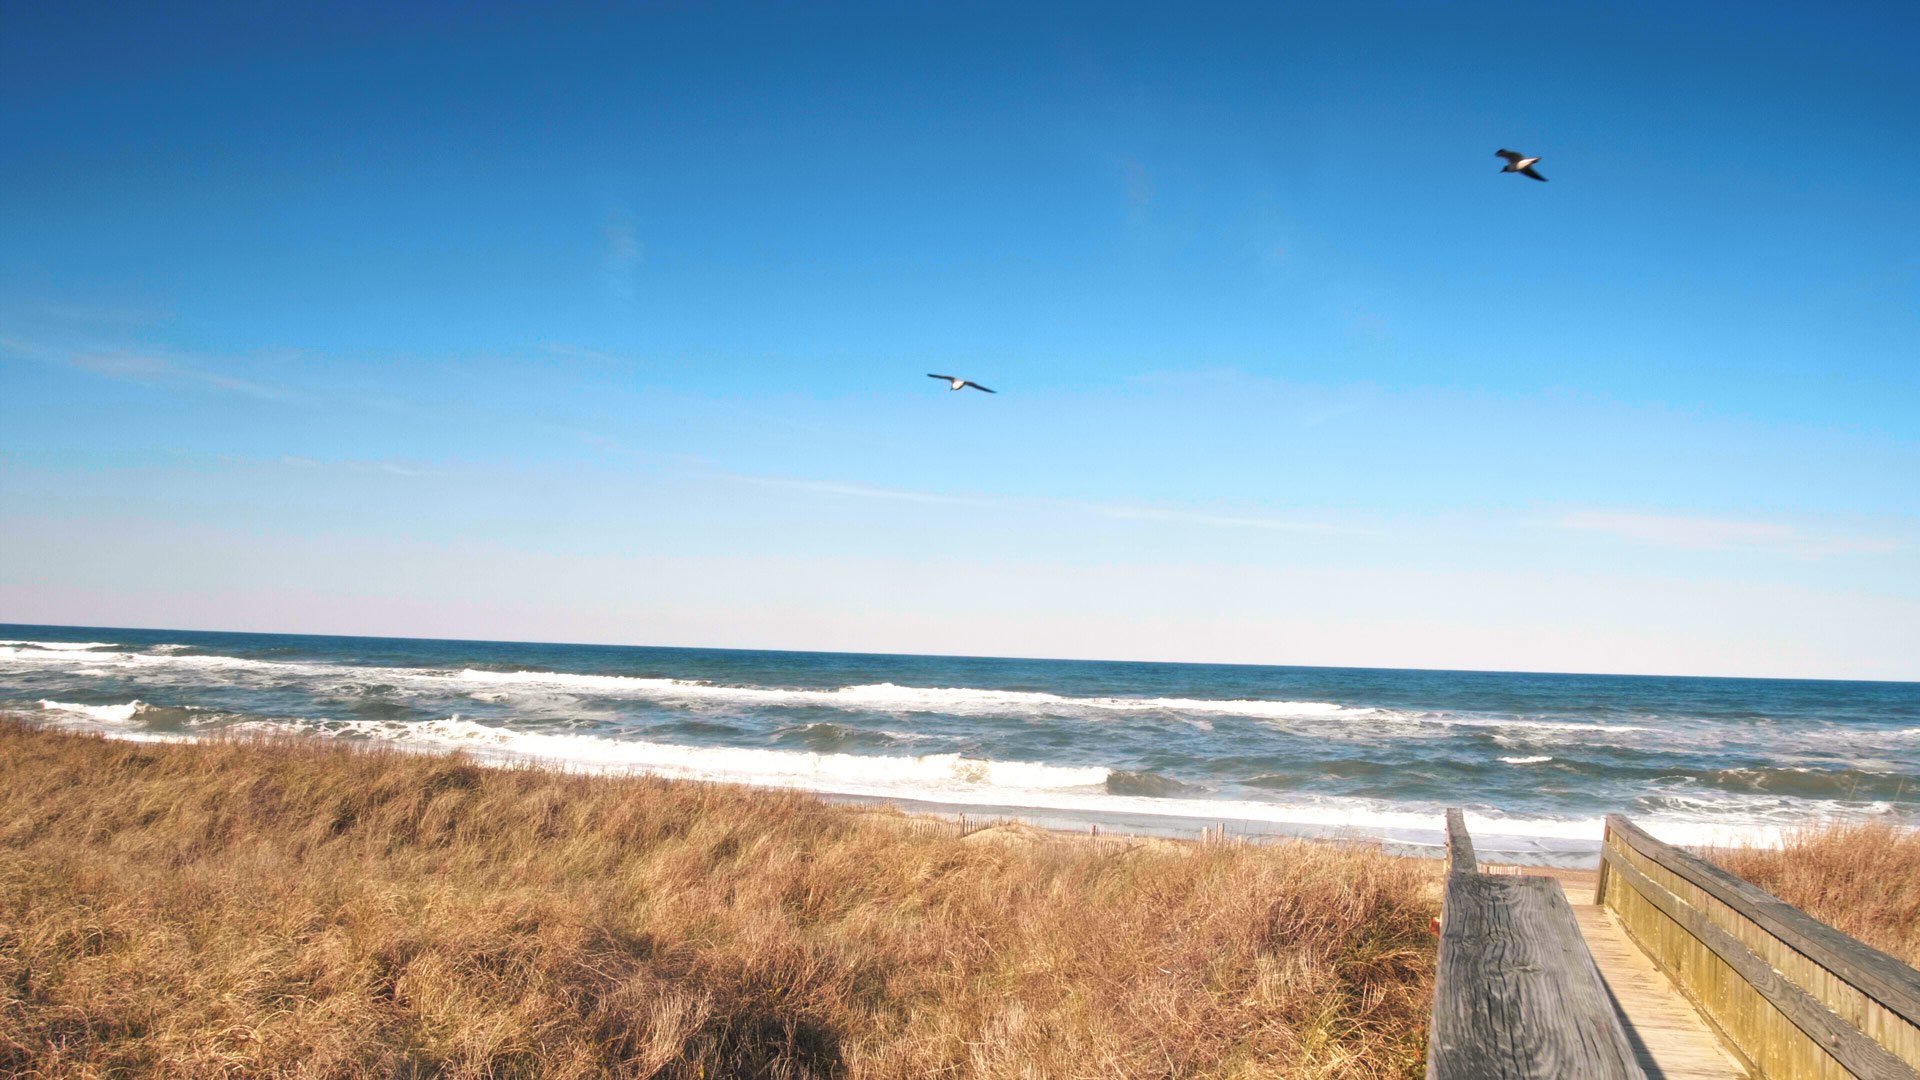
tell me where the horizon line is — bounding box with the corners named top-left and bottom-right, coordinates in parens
top-left (4, 619), bottom-right (1915, 688)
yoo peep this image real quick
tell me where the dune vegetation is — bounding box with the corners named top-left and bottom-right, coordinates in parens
top-left (1710, 821), bottom-right (1920, 969)
top-left (0, 719), bottom-right (1440, 1079)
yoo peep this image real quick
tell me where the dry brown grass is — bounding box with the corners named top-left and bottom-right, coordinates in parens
top-left (0, 720), bottom-right (1439, 1079)
top-left (1711, 821), bottom-right (1920, 968)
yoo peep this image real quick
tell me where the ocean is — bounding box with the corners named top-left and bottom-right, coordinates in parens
top-left (6, 623), bottom-right (1917, 865)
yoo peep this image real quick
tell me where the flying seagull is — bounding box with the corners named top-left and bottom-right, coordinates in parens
top-left (927, 373), bottom-right (995, 394)
top-left (1496, 149), bottom-right (1547, 181)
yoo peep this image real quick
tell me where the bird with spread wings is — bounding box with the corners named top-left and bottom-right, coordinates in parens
top-left (928, 374), bottom-right (996, 393)
top-left (1496, 149), bottom-right (1548, 181)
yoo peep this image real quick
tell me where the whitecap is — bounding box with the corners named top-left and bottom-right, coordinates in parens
top-left (269, 713), bottom-right (1115, 792)
top-left (449, 669), bottom-right (1388, 722)
top-left (14, 702), bottom-right (1811, 852)
top-left (38, 698), bottom-right (144, 723)
top-left (0, 647), bottom-right (1663, 735)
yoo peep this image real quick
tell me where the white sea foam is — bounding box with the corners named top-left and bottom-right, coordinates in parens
top-left (1, 647), bottom-right (128, 665)
top-left (331, 714), bottom-right (1114, 790)
top-left (5, 643), bottom-right (1909, 854)
top-left (38, 698), bottom-right (144, 723)
top-left (0, 646), bottom-right (1874, 761)
top-left (0, 646), bottom-right (1424, 724)
top-left (0, 647), bottom-right (1672, 737)
top-left (1438, 717), bottom-right (1646, 734)
top-left (439, 672), bottom-right (1640, 735)
top-left (187, 713), bottom-right (1789, 849)
top-left (450, 669), bottom-right (1391, 722)
top-left (36, 697), bottom-right (268, 732)
top-left (10, 699), bottom-right (1803, 850)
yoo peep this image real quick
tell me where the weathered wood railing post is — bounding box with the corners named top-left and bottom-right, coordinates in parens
top-left (1445, 807), bottom-right (1476, 874)
top-left (1428, 809), bottom-right (1647, 1079)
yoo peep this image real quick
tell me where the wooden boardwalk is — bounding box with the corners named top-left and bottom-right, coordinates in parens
top-left (1542, 868), bottom-right (1750, 1080)
top-left (1451, 861), bottom-right (1749, 1079)
top-left (1434, 813), bottom-right (1920, 1080)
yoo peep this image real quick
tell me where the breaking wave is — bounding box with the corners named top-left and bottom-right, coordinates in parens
top-left (0, 643), bottom-right (1659, 738)
top-left (39, 698), bottom-right (145, 723)
top-left (9, 630), bottom-right (1918, 862)
top-left (450, 668), bottom-right (1395, 722)
top-left (10, 703), bottom-right (1792, 851)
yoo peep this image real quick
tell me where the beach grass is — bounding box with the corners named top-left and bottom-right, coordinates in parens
top-left (0, 719), bottom-right (1440, 1079)
top-left (1710, 821), bottom-right (1920, 968)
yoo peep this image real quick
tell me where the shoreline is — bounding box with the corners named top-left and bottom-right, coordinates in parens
top-left (19, 709), bottom-right (1629, 865)
top-left (15, 706), bottom-right (1823, 867)
top-left (830, 796), bottom-right (1622, 885)
top-left (13, 628), bottom-right (1912, 861)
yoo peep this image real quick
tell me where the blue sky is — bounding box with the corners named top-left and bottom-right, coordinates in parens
top-left (3, 0), bottom-right (1917, 678)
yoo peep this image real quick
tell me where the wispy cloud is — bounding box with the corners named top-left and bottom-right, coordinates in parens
top-left (5, 299), bottom-right (173, 326)
top-left (1560, 510), bottom-right (1899, 557)
top-left (1084, 503), bottom-right (1371, 536)
top-left (70, 349), bottom-right (293, 401)
top-left (726, 473), bottom-right (995, 507)
top-left (1, 335), bottom-right (296, 402)
top-left (537, 342), bottom-right (634, 366)
top-left (279, 456), bottom-right (428, 478)
top-left (1121, 157), bottom-right (1153, 219)
top-left (602, 208), bottom-right (642, 301)
top-left (722, 469), bottom-right (1363, 535)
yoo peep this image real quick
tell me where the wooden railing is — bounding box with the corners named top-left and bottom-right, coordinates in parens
top-left (1598, 814), bottom-right (1920, 1080)
top-left (1429, 809), bottom-right (1648, 1079)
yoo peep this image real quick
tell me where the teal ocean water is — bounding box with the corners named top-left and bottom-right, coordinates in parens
top-left (7, 624), bottom-right (1918, 865)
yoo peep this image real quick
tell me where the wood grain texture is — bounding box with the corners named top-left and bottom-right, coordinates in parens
top-left (1606, 815), bottom-right (1920, 1028)
top-left (1429, 871), bottom-right (1649, 1080)
top-left (1607, 835), bottom-right (1851, 1080)
top-left (1447, 808), bottom-right (1478, 873)
top-left (1569, 898), bottom-right (1749, 1079)
top-left (1603, 849), bottom-right (1920, 1080)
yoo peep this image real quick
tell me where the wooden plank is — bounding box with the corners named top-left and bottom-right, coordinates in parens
top-left (1568, 895), bottom-right (1750, 1079)
top-left (1606, 834), bottom-right (1856, 1079)
top-left (1429, 871), bottom-right (1649, 1079)
top-left (1446, 808), bottom-right (1478, 872)
top-left (1603, 848), bottom-right (1920, 1080)
top-left (1607, 814), bottom-right (1920, 1028)
top-left (1603, 843), bottom-right (1834, 1080)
